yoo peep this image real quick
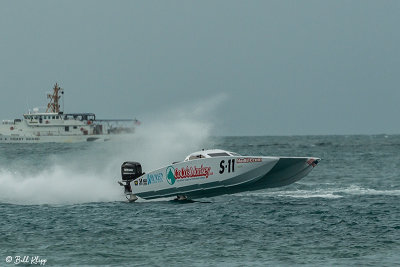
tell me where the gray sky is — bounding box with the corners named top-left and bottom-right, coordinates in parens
top-left (1, 1), bottom-right (399, 136)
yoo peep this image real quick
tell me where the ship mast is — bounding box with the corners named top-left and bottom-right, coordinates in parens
top-left (46, 83), bottom-right (64, 113)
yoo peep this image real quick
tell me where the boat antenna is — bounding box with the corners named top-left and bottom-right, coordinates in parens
top-left (26, 97), bottom-right (30, 113)
top-left (62, 88), bottom-right (64, 113)
top-left (46, 83), bottom-right (64, 113)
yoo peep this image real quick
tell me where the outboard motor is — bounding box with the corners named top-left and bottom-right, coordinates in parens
top-left (121, 161), bottom-right (143, 181)
top-left (118, 162), bottom-right (143, 202)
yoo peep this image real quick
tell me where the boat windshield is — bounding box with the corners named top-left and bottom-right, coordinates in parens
top-left (208, 152), bottom-right (230, 157)
top-left (188, 154), bottom-right (206, 161)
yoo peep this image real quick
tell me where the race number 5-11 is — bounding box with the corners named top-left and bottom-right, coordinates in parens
top-left (219, 159), bottom-right (235, 174)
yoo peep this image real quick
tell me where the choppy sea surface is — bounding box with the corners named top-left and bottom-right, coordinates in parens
top-left (1, 135), bottom-right (399, 266)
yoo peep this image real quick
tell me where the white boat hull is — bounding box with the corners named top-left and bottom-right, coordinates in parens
top-left (121, 155), bottom-right (320, 200)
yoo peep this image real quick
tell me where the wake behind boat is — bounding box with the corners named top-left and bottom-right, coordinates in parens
top-left (118, 149), bottom-right (320, 202)
top-left (0, 83), bottom-right (139, 143)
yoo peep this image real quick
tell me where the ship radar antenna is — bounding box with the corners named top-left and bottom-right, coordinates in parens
top-left (46, 83), bottom-right (64, 113)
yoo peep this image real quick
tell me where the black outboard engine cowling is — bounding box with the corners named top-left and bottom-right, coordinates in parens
top-left (121, 162), bottom-right (143, 181)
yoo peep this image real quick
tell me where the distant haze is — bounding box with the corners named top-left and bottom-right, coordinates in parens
top-left (1, 1), bottom-right (399, 136)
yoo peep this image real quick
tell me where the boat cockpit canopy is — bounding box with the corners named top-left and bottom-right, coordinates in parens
top-left (184, 149), bottom-right (241, 161)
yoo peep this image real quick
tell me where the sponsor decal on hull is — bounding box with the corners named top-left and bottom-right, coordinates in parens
top-left (166, 165), bottom-right (213, 185)
top-left (134, 178), bottom-right (148, 186)
top-left (166, 166), bottom-right (176, 185)
top-left (147, 173), bottom-right (164, 185)
top-left (236, 158), bottom-right (262, 164)
top-left (307, 158), bottom-right (318, 167)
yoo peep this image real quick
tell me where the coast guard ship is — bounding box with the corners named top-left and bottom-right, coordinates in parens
top-left (0, 83), bottom-right (137, 143)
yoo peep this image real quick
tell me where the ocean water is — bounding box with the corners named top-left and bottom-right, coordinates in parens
top-left (1, 135), bottom-right (400, 266)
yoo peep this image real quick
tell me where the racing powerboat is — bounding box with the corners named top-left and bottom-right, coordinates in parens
top-left (118, 149), bottom-right (321, 201)
top-left (118, 149), bottom-right (320, 202)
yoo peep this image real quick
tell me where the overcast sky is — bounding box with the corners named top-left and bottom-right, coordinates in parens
top-left (1, 1), bottom-right (399, 136)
